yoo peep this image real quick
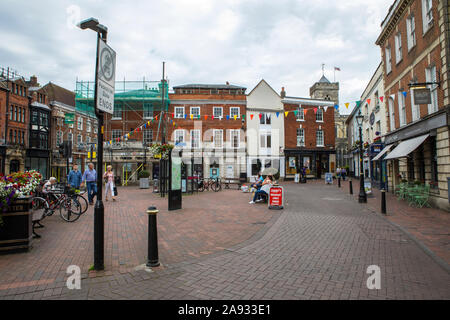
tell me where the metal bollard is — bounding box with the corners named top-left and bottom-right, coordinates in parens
top-left (349, 179), bottom-right (353, 195)
top-left (381, 189), bottom-right (386, 214)
top-left (338, 177), bottom-right (341, 188)
top-left (146, 206), bottom-right (160, 267)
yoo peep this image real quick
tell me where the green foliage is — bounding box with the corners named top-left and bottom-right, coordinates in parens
top-left (138, 170), bottom-right (150, 179)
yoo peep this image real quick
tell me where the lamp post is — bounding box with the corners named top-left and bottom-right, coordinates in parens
top-left (356, 111), bottom-right (367, 203)
top-left (78, 17), bottom-right (108, 270)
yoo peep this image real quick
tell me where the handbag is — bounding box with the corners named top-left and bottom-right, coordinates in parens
top-left (113, 186), bottom-right (118, 196)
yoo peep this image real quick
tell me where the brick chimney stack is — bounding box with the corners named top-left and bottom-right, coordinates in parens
top-left (280, 87), bottom-right (286, 98)
top-left (29, 75), bottom-right (38, 86)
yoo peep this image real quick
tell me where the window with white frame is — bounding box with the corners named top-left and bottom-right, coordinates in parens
top-left (86, 119), bottom-right (91, 133)
top-left (77, 116), bottom-right (83, 130)
top-left (395, 33), bottom-right (402, 64)
top-left (174, 129), bottom-right (185, 145)
top-left (67, 132), bottom-right (73, 144)
top-left (316, 130), bottom-right (324, 147)
top-left (230, 130), bottom-right (240, 148)
top-left (143, 103), bottom-right (153, 119)
top-left (398, 91), bottom-right (406, 126)
top-left (112, 129), bottom-right (122, 144)
top-left (190, 106), bottom-right (200, 118)
top-left (426, 65), bottom-right (438, 113)
top-left (406, 15), bottom-right (416, 50)
top-left (316, 108), bottom-right (323, 122)
top-left (260, 112), bottom-right (271, 125)
top-left (260, 131), bottom-right (271, 149)
top-left (213, 129), bottom-right (223, 148)
top-left (213, 107), bottom-right (223, 118)
top-left (77, 134), bottom-right (82, 145)
top-left (297, 128), bottom-right (305, 146)
top-left (389, 97), bottom-right (395, 131)
top-left (143, 129), bottom-right (153, 145)
top-left (422, 0), bottom-right (433, 34)
top-left (86, 136), bottom-right (91, 144)
top-left (385, 46), bottom-right (392, 74)
top-left (113, 104), bottom-right (122, 119)
top-left (411, 88), bottom-right (420, 121)
top-left (190, 130), bottom-right (201, 148)
top-left (296, 107), bottom-right (304, 121)
top-left (230, 107), bottom-right (240, 118)
top-left (175, 106), bottom-right (184, 119)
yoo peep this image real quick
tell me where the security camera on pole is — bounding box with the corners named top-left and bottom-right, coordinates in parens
top-left (78, 17), bottom-right (116, 271)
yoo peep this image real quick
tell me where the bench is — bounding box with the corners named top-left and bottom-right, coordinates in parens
top-left (223, 178), bottom-right (245, 190)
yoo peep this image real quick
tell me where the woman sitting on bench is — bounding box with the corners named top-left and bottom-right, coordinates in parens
top-left (249, 175), bottom-right (273, 204)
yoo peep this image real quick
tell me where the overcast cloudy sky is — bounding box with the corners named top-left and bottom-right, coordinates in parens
top-left (0, 0), bottom-right (393, 114)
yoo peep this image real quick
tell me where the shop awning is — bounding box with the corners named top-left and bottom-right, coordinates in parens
top-left (372, 144), bottom-right (394, 161)
top-left (384, 134), bottom-right (429, 160)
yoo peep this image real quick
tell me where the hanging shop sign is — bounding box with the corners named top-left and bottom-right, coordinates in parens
top-left (413, 88), bottom-right (431, 105)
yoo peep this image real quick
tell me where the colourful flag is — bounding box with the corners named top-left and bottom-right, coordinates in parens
top-left (367, 99), bottom-right (371, 105)
top-left (276, 112), bottom-right (280, 118)
top-left (345, 103), bottom-right (349, 109)
top-left (233, 115), bottom-right (237, 120)
top-left (284, 111), bottom-right (289, 117)
top-left (204, 115), bottom-right (208, 120)
top-left (226, 115), bottom-right (230, 120)
top-left (402, 91), bottom-right (407, 97)
top-left (379, 96), bottom-right (384, 102)
top-left (250, 114), bottom-right (254, 120)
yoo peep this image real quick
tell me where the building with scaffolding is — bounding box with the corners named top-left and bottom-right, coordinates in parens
top-left (75, 78), bottom-right (169, 185)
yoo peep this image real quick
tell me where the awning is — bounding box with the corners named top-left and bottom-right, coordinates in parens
top-left (384, 134), bottom-right (429, 160)
top-left (372, 144), bottom-right (394, 161)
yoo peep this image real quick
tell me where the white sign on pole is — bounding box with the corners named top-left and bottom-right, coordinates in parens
top-left (96, 38), bottom-right (116, 114)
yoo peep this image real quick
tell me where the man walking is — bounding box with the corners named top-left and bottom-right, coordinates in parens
top-left (81, 163), bottom-right (97, 205)
top-left (67, 164), bottom-right (82, 189)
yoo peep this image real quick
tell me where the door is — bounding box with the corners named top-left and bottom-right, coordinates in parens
top-left (10, 160), bottom-right (20, 174)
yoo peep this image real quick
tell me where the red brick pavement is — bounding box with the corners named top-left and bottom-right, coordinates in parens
top-left (0, 187), bottom-right (275, 295)
top-left (323, 178), bottom-right (450, 265)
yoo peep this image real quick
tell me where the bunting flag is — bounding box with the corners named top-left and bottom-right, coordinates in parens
top-left (233, 115), bottom-right (237, 120)
top-left (184, 114), bottom-right (187, 119)
top-left (259, 113), bottom-right (262, 120)
top-left (250, 114), bottom-right (254, 120)
top-left (402, 91), bottom-right (407, 97)
top-left (304, 109), bottom-right (307, 116)
top-left (190, 114), bottom-right (193, 120)
top-left (284, 111), bottom-right (289, 117)
top-left (345, 103), bottom-right (350, 109)
top-left (226, 115), bottom-right (230, 120)
top-left (379, 96), bottom-right (384, 103)
top-left (172, 113), bottom-right (174, 118)
top-left (323, 106), bottom-right (328, 112)
top-left (356, 101), bottom-right (361, 108)
top-left (366, 99), bottom-right (371, 105)
top-left (211, 115), bottom-right (215, 120)
top-left (204, 115), bottom-right (208, 120)
top-left (334, 104), bottom-right (339, 110)
top-left (313, 108), bottom-right (317, 114)
top-left (173, 122), bottom-right (175, 126)
top-left (293, 110), bottom-right (298, 117)
top-left (242, 115), bottom-right (245, 120)
top-left (198, 115), bottom-right (201, 120)
top-left (276, 112), bottom-right (279, 118)
top-left (155, 116), bottom-right (158, 121)
top-left (390, 94), bottom-right (395, 101)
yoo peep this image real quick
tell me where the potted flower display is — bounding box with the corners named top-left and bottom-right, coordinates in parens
top-left (149, 143), bottom-right (175, 160)
top-left (0, 170), bottom-right (42, 253)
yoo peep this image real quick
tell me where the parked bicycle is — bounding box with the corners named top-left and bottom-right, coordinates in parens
top-left (198, 177), bottom-right (222, 192)
top-left (31, 186), bottom-right (83, 222)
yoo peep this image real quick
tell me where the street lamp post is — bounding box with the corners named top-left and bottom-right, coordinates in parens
top-left (356, 111), bottom-right (367, 203)
top-left (78, 17), bottom-right (108, 270)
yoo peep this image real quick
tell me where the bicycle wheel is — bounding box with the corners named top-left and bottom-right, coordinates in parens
top-left (59, 198), bottom-right (82, 222)
top-left (31, 197), bottom-right (50, 219)
top-left (211, 179), bottom-right (221, 192)
top-left (198, 181), bottom-right (205, 192)
top-left (74, 194), bottom-right (88, 214)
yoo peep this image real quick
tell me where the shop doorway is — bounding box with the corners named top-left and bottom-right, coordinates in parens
top-left (10, 160), bottom-right (20, 173)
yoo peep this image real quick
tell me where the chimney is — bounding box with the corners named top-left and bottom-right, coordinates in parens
top-left (280, 87), bottom-right (286, 98)
top-left (226, 81), bottom-right (229, 85)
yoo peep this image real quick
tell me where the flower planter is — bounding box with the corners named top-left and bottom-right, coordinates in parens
top-left (0, 196), bottom-right (33, 254)
top-left (139, 178), bottom-right (150, 189)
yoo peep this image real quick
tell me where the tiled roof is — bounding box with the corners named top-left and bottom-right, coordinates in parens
top-left (42, 82), bottom-right (75, 107)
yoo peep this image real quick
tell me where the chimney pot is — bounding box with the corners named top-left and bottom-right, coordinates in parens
top-left (280, 87), bottom-right (286, 98)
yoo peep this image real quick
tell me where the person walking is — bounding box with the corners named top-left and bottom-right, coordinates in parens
top-left (67, 164), bottom-right (82, 189)
top-left (103, 165), bottom-right (116, 201)
top-left (81, 163), bottom-right (97, 205)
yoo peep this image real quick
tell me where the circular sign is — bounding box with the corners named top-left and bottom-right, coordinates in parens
top-left (100, 47), bottom-right (115, 82)
top-left (369, 112), bottom-right (375, 126)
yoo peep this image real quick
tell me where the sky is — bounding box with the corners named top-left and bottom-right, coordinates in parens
top-left (0, 0), bottom-right (393, 115)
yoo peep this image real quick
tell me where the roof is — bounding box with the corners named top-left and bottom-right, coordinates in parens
top-left (42, 82), bottom-right (75, 107)
top-left (30, 101), bottom-right (51, 111)
top-left (247, 79), bottom-right (280, 97)
top-left (173, 83), bottom-right (246, 90)
top-left (282, 96), bottom-right (335, 106)
top-left (318, 75), bottom-right (331, 83)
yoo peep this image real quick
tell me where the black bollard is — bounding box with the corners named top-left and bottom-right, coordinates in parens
top-left (146, 206), bottom-right (160, 267)
top-left (338, 177), bottom-right (341, 188)
top-left (349, 179), bottom-right (353, 195)
top-left (381, 189), bottom-right (386, 214)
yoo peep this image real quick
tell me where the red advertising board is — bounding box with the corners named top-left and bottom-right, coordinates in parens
top-left (269, 186), bottom-right (284, 210)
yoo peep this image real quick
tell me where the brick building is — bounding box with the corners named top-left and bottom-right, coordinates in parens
top-left (0, 68), bottom-right (29, 175)
top-left (168, 83), bottom-right (247, 187)
top-left (375, 0), bottom-right (450, 210)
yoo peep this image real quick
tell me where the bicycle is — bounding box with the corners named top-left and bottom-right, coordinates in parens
top-left (69, 188), bottom-right (89, 214)
top-left (31, 187), bottom-right (82, 222)
top-left (198, 178), bottom-right (221, 192)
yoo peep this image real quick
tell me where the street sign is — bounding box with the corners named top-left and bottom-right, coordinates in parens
top-left (96, 38), bottom-right (116, 114)
top-left (413, 88), bottom-right (431, 105)
top-left (64, 113), bottom-right (75, 124)
top-left (269, 185), bottom-right (284, 210)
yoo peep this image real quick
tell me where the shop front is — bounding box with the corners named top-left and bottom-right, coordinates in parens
top-left (25, 149), bottom-right (49, 179)
top-left (383, 107), bottom-right (450, 211)
top-left (0, 146), bottom-right (5, 174)
top-left (284, 149), bottom-right (334, 180)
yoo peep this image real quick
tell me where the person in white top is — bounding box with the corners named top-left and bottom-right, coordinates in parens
top-left (249, 175), bottom-right (273, 204)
